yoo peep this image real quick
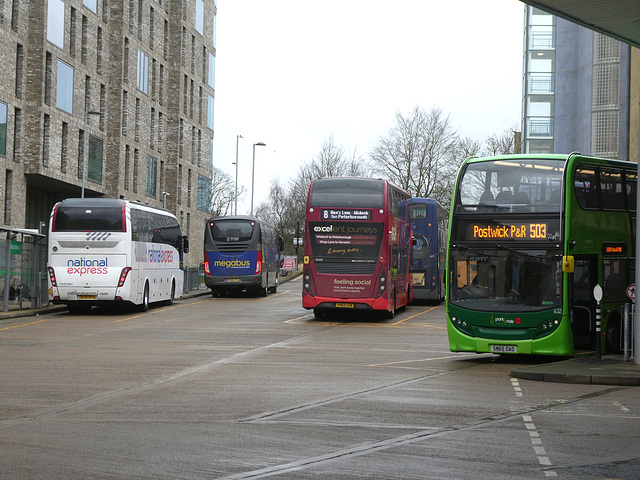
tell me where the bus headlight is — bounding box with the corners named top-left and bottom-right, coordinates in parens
top-left (534, 318), bottom-right (561, 338)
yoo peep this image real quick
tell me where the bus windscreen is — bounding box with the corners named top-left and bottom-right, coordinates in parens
top-left (209, 220), bottom-right (255, 242)
top-left (52, 206), bottom-right (124, 232)
top-left (309, 178), bottom-right (385, 208)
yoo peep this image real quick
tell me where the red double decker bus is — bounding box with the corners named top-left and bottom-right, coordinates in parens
top-left (302, 177), bottom-right (413, 319)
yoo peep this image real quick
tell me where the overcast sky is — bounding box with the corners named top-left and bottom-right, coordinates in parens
top-left (212, 0), bottom-right (526, 214)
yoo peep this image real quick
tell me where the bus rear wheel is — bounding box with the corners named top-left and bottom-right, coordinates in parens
top-left (167, 280), bottom-right (175, 305)
top-left (385, 294), bottom-right (396, 320)
top-left (138, 282), bottom-right (150, 312)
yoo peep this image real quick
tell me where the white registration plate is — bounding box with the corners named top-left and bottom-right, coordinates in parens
top-left (491, 345), bottom-right (517, 353)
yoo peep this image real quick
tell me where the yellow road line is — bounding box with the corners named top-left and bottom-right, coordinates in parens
top-left (392, 305), bottom-right (441, 326)
top-left (0, 318), bottom-right (49, 331)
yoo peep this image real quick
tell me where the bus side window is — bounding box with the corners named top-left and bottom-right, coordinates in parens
top-left (600, 169), bottom-right (625, 211)
top-left (575, 167), bottom-right (599, 210)
top-left (626, 171), bottom-right (637, 211)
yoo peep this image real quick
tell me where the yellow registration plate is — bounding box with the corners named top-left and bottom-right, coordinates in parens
top-left (78, 295), bottom-right (97, 300)
top-left (225, 278), bottom-right (240, 282)
top-left (336, 303), bottom-right (354, 308)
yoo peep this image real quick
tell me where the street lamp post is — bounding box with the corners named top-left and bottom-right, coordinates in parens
top-left (251, 142), bottom-right (266, 216)
top-left (234, 134), bottom-right (243, 215)
top-left (81, 110), bottom-right (102, 198)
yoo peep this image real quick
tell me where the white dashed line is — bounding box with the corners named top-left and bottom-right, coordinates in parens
top-left (519, 396), bottom-right (557, 477)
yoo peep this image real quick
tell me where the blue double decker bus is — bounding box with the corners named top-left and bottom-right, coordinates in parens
top-left (203, 215), bottom-right (284, 297)
top-left (405, 198), bottom-right (446, 303)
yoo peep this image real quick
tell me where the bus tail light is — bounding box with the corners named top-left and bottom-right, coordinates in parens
top-left (255, 251), bottom-right (262, 275)
top-left (47, 267), bottom-right (57, 287)
top-left (376, 271), bottom-right (386, 298)
top-left (204, 261), bottom-right (210, 275)
top-left (118, 267), bottom-right (132, 287)
top-left (303, 267), bottom-right (315, 296)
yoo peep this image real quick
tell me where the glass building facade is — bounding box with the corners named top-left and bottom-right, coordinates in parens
top-left (522, 7), bottom-right (555, 154)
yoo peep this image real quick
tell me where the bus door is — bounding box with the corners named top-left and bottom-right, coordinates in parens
top-left (570, 256), bottom-right (598, 350)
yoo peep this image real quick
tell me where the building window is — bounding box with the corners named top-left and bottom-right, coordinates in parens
top-left (124, 144), bottom-right (130, 190)
top-left (187, 168), bottom-right (192, 207)
top-left (87, 135), bottom-right (103, 183)
top-left (0, 102), bottom-right (7, 156)
top-left (146, 155), bottom-right (157, 196)
top-left (133, 148), bottom-right (139, 193)
top-left (137, 49), bottom-right (149, 94)
top-left (83, 0), bottom-right (97, 14)
top-left (43, 114), bottom-right (50, 166)
top-left (15, 44), bottom-right (24, 99)
top-left (135, 97), bottom-right (140, 141)
top-left (195, 0), bottom-right (204, 35)
top-left (47, 0), bottom-right (65, 49)
top-left (208, 52), bottom-right (215, 88)
top-left (81, 15), bottom-right (87, 64)
top-left (150, 107), bottom-right (155, 149)
top-left (61, 122), bottom-right (68, 173)
top-left (207, 94), bottom-right (214, 130)
top-left (13, 108), bottom-right (21, 162)
top-left (70, 7), bottom-right (77, 57)
top-left (197, 174), bottom-right (211, 211)
top-left (4, 169), bottom-right (12, 224)
top-left (56, 60), bottom-right (74, 113)
top-left (122, 90), bottom-right (128, 135)
top-left (97, 27), bottom-right (103, 73)
top-left (123, 37), bottom-right (130, 83)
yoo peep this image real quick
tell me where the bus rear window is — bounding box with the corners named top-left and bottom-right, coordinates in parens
top-left (53, 206), bottom-right (124, 232)
top-left (309, 178), bottom-right (385, 208)
top-left (210, 221), bottom-right (255, 242)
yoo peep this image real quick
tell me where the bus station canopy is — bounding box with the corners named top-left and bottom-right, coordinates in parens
top-left (521, 0), bottom-right (640, 49)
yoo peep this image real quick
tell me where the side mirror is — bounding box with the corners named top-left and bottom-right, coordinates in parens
top-left (183, 236), bottom-right (190, 253)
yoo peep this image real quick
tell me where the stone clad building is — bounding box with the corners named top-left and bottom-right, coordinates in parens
top-left (0, 0), bottom-right (216, 269)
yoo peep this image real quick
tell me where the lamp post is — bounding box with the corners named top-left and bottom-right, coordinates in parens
top-left (234, 134), bottom-right (243, 215)
top-left (251, 142), bottom-right (266, 216)
top-left (81, 110), bottom-right (102, 198)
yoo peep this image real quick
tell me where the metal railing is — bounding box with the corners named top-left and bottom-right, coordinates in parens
top-left (183, 266), bottom-right (205, 292)
top-left (623, 303), bottom-right (635, 361)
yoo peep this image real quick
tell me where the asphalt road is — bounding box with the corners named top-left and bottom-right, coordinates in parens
top-left (1, 277), bottom-right (638, 479)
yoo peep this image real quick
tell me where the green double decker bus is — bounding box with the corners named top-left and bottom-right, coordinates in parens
top-left (446, 153), bottom-right (636, 356)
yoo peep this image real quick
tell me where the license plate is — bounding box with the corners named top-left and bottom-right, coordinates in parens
top-left (336, 303), bottom-right (354, 308)
top-left (491, 345), bottom-right (517, 353)
top-left (225, 278), bottom-right (240, 283)
top-left (78, 294), bottom-right (97, 300)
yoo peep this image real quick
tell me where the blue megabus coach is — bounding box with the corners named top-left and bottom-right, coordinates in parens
top-left (203, 215), bottom-right (284, 297)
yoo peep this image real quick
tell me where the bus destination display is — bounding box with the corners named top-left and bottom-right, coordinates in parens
top-left (458, 219), bottom-right (560, 241)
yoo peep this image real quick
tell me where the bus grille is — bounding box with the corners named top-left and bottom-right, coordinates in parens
top-left (315, 263), bottom-right (376, 275)
top-left (214, 241), bottom-right (252, 252)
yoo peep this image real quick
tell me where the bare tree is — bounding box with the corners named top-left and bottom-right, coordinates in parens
top-left (287, 136), bottom-right (369, 232)
top-left (209, 166), bottom-right (237, 217)
top-left (255, 178), bottom-right (293, 232)
top-left (368, 106), bottom-right (458, 201)
top-left (484, 126), bottom-right (518, 156)
top-left (255, 137), bottom-right (369, 256)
